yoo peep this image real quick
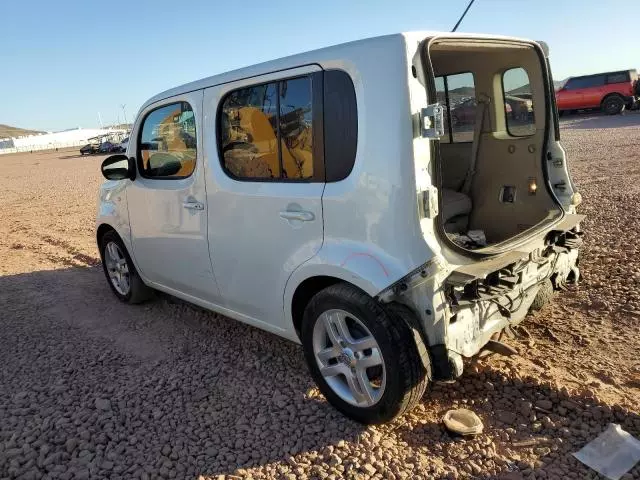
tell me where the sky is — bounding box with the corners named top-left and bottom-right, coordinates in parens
top-left (1, 0), bottom-right (636, 132)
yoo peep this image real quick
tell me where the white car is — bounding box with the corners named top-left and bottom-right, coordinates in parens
top-left (96, 31), bottom-right (583, 424)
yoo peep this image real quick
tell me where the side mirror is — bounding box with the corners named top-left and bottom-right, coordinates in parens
top-left (101, 154), bottom-right (135, 181)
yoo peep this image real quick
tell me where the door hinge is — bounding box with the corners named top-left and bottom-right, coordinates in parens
top-left (421, 104), bottom-right (445, 139)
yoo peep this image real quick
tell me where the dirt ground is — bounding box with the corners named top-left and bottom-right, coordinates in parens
top-left (1, 113), bottom-right (639, 480)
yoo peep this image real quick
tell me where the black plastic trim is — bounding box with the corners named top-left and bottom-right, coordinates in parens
top-left (323, 70), bottom-right (358, 182)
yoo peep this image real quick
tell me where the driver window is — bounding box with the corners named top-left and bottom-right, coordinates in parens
top-left (138, 101), bottom-right (197, 179)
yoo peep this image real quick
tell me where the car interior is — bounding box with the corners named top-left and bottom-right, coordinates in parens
top-left (428, 39), bottom-right (563, 249)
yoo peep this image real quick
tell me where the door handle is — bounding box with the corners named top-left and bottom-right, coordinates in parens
top-left (279, 210), bottom-right (315, 222)
top-left (183, 201), bottom-right (204, 211)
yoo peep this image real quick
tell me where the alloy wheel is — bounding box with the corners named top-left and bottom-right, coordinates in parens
top-left (312, 309), bottom-right (386, 407)
top-left (104, 241), bottom-right (130, 296)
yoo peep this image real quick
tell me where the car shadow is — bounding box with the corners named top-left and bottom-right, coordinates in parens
top-left (560, 110), bottom-right (640, 130)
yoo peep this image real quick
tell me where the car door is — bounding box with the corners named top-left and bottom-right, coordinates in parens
top-left (126, 91), bottom-right (220, 302)
top-left (559, 78), bottom-right (583, 109)
top-left (581, 75), bottom-right (605, 108)
top-left (203, 66), bottom-right (324, 330)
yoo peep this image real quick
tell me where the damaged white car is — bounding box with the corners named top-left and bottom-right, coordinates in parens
top-left (96, 31), bottom-right (583, 424)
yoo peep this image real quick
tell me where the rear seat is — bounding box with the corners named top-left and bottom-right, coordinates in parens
top-left (441, 188), bottom-right (472, 233)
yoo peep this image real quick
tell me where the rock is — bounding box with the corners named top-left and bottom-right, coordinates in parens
top-left (497, 410), bottom-right (518, 424)
top-left (536, 400), bottom-right (553, 410)
top-left (254, 415), bottom-right (267, 426)
top-left (362, 464), bottom-right (376, 475)
top-left (95, 398), bottom-right (111, 411)
top-left (162, 445), bottom-right (172, 456)
top-left (328, 454), bottom-right (342, 467)
top-left (65, 439), bottom-right (78, 454)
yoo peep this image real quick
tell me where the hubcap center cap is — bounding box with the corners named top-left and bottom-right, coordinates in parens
top-left (339, 348), bottom-right (357, 367)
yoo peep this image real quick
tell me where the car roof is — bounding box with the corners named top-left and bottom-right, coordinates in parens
top-left (567, 69), bottom-right (635, 81)
top-left (139, 31), bottom-right (537, 113)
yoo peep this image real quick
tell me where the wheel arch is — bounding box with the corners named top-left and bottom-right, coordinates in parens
top-left (600, 92), bottom-right (625, 104)
top-left (96, 223), bottom-right (117, 246)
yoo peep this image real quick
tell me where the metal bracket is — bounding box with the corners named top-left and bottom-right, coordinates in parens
top-left (421, 103), bottom-right (445, 139)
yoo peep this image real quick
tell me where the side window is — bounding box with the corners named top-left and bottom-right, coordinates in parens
top-left (606, 72), bottom-right (628, 84)
top-left (503, 67), bottom-right (536, 137)
top-left (566, 76), bottom-right (605, 89)
top-left (434, 72), bottom-right (476, 143)
top-left (219, 76), bottom-right (314, 181)
top-left (279, 77), bottom-right (313, 179)
top-left (138, 102), bottom-right (197, 179)
top-left (219, 83), bottom-right (280, 179)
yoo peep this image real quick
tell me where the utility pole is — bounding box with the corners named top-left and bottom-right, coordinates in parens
top-left (120, 104), bottom-right (128, 126)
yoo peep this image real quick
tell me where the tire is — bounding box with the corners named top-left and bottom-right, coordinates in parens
top-left (301, 283), bottom-right (430, 424)
top-left (601, 95), bottom-right (625, 115)
top-left (530, 279), bottom-right (553, 312)
top-left (99, 230), bottom-right (153, 304)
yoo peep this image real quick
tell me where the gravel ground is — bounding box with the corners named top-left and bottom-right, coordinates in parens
top-left (1, 114), bottom-right (639, 480)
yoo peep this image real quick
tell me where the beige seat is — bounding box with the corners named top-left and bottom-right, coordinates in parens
top-left (441, 188), bottom-right (472, 232)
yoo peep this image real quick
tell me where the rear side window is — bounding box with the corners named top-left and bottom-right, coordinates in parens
top-left (219, 76), bottom-right (315, 181)
top-left (323, 70), bottom-right (357, 182)
top-left (606, 72), bottom-right (629, 84)
top-left (435, 72), bottom-right (476, 143)
top-left (503, 67), bottom-right (536, 137)
top-left (565, 75), bottom-right (605, 90)
top-left (138, 102), bottom-right (197, 179)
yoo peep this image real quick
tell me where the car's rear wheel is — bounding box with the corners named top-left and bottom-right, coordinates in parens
top-left (301, 283), bottom-right (430, 424)
top-left (602, 95), bottom-right (625, 115)
top-left (99, 230), bottom-right (152, 304)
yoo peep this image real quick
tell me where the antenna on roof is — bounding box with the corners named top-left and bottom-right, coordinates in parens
top-left (451, 0), bottom-right (476, 32)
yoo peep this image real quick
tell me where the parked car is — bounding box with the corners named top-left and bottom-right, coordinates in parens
top-left (118, 137), bottom-right (129, 153)
top-left (556, 69), bottom-right (639, 115)
top-left (80, 143), bottom-right (98, 155)
top-left (97, 32), bottom-right (582, 424)
top-left (450, 98), bottom-right (513, 125)
top-left (98, 141), bottom-right (119, 153)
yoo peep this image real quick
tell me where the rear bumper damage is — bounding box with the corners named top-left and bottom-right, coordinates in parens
top-left (377, 215), bottom-right (584, 381)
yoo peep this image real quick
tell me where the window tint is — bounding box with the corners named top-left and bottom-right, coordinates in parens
top-left (503, 67), bottom-right (536, 137)
top-left (606, 72), bottom-right (629, 84)
top-left (219, 76), bottom-right (314, 181)
top-left (138, 102), bottom-right (197, 179)
top-left (435, 72), bottom-right (475, 143)
top-left (565, 75), bottom-right (605, 90)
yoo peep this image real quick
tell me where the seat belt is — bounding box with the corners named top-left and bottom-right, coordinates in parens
top-left (461, 94), bottom-right (491, 196)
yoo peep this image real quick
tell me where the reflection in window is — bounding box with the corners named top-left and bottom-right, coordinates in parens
top-left (435, 72), bottom-right (476, 143)
top-left (220, 83), bottom-right (280, 178)
top-left (219, 76), bottom-right (314, 181)
top-left (279, 77), bottom-right (313, 179)
top-left (503, 67), bottom-right (536, 137)
top-left (139, 102), bottom-right (197, 178)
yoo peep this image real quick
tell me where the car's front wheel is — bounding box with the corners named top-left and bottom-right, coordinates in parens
top-left (99, 230), bottom-right (152, 304)
top-left (301, 283), bottom-right (430, 424)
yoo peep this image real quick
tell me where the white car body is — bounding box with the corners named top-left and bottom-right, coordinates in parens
top-left (97, 31), bottom-right (581, 386)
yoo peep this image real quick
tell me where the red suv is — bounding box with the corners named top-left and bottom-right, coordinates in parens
top-left (556, 69), bottom-right (639, 115)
